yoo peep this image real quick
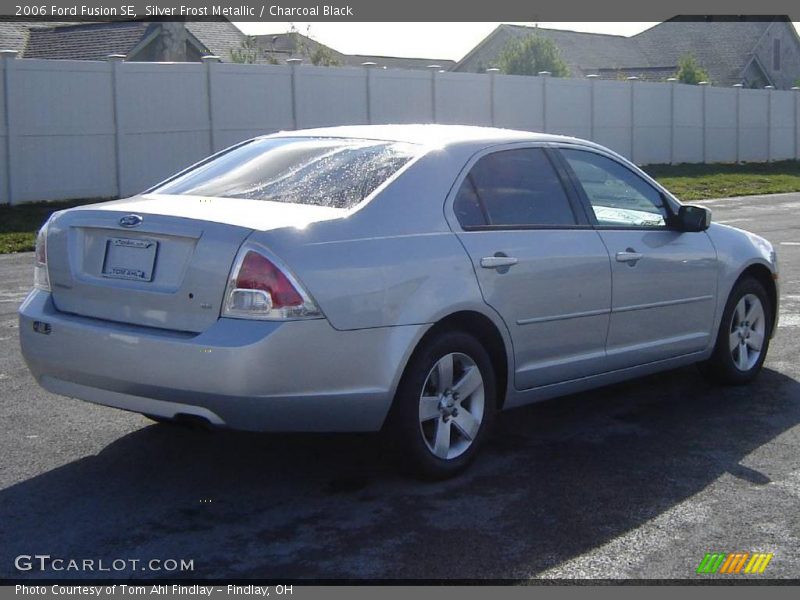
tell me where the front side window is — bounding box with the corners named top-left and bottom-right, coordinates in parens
top-left (561, 149), bottom-right (668, 228)
top-left (453, 148), bottom-right (576, 228)
top-left (154, 137), bottom-right (418, 210)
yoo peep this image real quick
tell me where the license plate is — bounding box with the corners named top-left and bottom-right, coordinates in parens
top-left (102, 237), bottom-right (158, 282)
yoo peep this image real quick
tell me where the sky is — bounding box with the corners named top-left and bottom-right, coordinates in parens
top-left (233, 22), bottom-right (662, 62)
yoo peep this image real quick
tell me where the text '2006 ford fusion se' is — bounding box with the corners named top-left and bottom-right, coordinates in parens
top-left (19, 125), bottom-right (779, 479)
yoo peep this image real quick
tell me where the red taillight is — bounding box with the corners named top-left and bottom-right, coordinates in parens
top-left (224, 245), bottom-right (321, 320)
top-left (235, 251), bottom-right (303, 308)
top-left (34, 221), bottom-right (50, 291)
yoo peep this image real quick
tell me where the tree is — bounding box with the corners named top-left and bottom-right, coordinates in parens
top-left (496, 34), bottom-right (569, 77)
top-left (287, 23), bottom-right (341, 67)
top-left (675, 53), bottom-right (710, 85)
top-left (230, 36), bottom-right (260, 64)
top-left (309, 45), bottom-right (340, 67)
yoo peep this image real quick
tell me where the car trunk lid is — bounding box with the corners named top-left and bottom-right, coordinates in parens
top-left (45, 195), bottom-right (342, 333)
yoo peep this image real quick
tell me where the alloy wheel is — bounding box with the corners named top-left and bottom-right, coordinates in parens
top-left (729, 293), bottom-right (766, 372)
top-left (418, 352), bottom-right (485, 460)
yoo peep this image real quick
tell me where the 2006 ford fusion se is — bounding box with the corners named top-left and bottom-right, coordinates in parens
top-left (20, 125), bottom-right (779, 478)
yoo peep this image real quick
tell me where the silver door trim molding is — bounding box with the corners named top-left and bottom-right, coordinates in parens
top-left (613, 294), bottom-right (715, 314)
top-left (606, 331), bottom-right (710, 357)
top-left (516, 295), bottom-right (714, 326)
top-left (517, 307), bottom-right (611, 326)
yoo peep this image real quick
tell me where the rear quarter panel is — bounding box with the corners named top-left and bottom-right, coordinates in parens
top-left (253, 146), bottom-right (494, 331)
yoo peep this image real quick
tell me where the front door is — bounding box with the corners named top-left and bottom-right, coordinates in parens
top-left (557, 147), bottom-right (718, 370)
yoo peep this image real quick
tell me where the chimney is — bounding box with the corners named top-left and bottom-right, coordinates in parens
top-left (158, 22), bottom-right (189, 62)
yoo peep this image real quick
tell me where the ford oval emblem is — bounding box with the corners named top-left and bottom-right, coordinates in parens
top-left (119, 214), bottom-right (143, 228)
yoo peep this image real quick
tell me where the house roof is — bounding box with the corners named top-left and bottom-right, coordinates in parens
top-left (252, 31), bottom-right (346, 64)
top-left (184, 21), bottom-right (246, 60)
top-left (633, 18), bottom-right (774, 86)
top-left (454, 16), bottom-right (790, 85)
top-left (0, 18), bottom-right (76, 55)
top-left (24, 21), bottom-right (150, 60)
top-left (0, 19), bottom-right (246, 61)
top-left (2, 20), bottom-right (453, 70)
top-left (253, 32), bottom-right (454, 70)
top-left (453, 23), bottom-right (650, 76)
top-left (499, 24), bottom-right (649, 74)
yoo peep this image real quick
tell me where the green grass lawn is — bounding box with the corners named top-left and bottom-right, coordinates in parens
top-left (643, 160), bottom-right (800, 201)
top-left (2, 161), bottom-right (800, 254)
top-left (0, 199), bottom-right (101, 254)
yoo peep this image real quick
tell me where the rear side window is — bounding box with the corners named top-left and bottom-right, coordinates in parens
top-left (154, 137), bottom-right (418, 209)
top-left (453, 148), bottom-right (576, 228)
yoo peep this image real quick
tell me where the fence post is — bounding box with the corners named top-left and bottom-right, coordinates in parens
top-left (667, 77), bottom-right (677, 165)
top-left (765, 85), bottom-right (774, 162)
top-left (107, 54), bottom-right (125, 199)
top-left (793, 86), bottom-right (800, 160)
top-left (627, 76), bottom-right (638, 162)
top-left (538, 71), bottom-right (550, 132)
top-left (487, 68), bottom-right (499, 127)
top-left (586, 74), bottom-right (598, 142)
top-left (287, 58), bottom-right (302, 130)
top-left (202, 55), bottom-right (221, 154)
top-left (362, 62), bottom-right (376, 124)
top-left (428, 65), bottom-right (441, 123)
top-left (699, 81), bottom-right (709, 164)
top-left (733, 83), bottom-right (743, 163)
top-left (0, 49), bottom-right (17, 205)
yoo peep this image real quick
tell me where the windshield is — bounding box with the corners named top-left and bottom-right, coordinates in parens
top-left (153, 137), bottom-right (418, 210)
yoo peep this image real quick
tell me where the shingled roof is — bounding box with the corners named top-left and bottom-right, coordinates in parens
top-left (184, 21), bottom-right (246, 61)
top-left (24, 22), bottom-right (150, 60)
top-left (500, 24), bottom-right (649, 75)
top-left (0, 19), bottom-right (245, 61)
top-left (0, 18), bottom-right (75, 55)
top-left (1, 21), bottom-right (451, 69)
top-left (453, 16), bottom-right (797, 87)
top-left (253, 32), bottom-right (454, 70)
top-left (633, 18), bottom-right (774, 86)
top-left (252, 31), bottom-right (347, 64)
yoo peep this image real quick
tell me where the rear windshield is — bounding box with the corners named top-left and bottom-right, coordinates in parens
top-left (154, 137), bottom-right (418, 209)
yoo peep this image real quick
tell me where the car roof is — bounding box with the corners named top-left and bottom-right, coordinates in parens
top-left (264, 124), bottom-right (598, 150)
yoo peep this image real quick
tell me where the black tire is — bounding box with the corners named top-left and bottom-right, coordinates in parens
top-left (699, 276), bottom-right (772, 385)
top-left (386, 331), bottom-right (497, 480)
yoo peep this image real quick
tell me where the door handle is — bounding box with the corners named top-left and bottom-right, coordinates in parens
top-left (480, 256), bottom-right (519, 269)
top-left (616, 250), bottom-right (643, 263)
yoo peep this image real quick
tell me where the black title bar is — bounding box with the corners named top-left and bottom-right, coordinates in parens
top-left (1, 0), bottom-right (800, 21)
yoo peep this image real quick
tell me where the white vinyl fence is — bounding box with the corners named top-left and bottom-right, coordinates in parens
top-left (1, 51), bottom-right (799, 204)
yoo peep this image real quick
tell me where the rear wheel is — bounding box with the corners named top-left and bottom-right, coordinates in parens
top-left (700, 277), bottom-right (772, 385)
top-left (387, 331), bottom-right (496, 480)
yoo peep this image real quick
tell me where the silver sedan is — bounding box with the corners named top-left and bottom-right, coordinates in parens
top-left (19, 125), bottom-right (779, 478)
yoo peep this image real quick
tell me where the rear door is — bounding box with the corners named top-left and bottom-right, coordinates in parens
top-left (448, 145), bottom-right (612, 390)
top-left (555, 147), bottom-right (718, 369)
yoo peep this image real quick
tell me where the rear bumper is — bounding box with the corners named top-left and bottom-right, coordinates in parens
top-left (19, 290), bottom-right (426, 432)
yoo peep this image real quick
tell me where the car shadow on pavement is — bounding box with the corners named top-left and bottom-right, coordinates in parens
top-left (1, 366), bottom-right (798, 580)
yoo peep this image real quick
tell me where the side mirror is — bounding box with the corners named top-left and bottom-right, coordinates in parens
top-left (673, 204), bottom-right (711, 232)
